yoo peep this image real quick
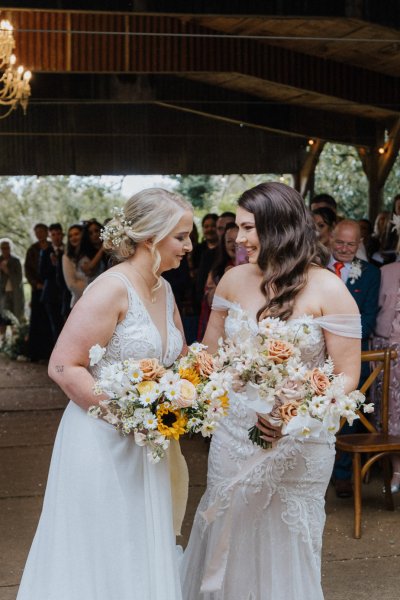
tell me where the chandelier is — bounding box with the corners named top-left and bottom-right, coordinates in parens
top-left (0, 17), bottom-right (31, 119)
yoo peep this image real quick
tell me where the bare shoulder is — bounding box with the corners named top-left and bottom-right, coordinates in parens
top-left (308, 266), bottom-right (358, 314)
top-left (215, 263), bottom-right (257, 300)
top-left (75, 271), bottom-right (128, 314)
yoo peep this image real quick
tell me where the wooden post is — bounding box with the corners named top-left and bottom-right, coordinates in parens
top-left (294, 139), bottom-right (325, 200)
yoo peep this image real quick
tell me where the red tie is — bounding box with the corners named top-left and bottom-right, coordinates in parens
top-left (334, 261), bottom-right (344, 278)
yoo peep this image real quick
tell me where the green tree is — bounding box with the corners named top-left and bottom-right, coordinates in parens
top-left (314, 143), bottom-right (369, 219)
top-left (0, 176), bottom-right (124, 257)
top-left (169, 175), bottom-right (221, 210)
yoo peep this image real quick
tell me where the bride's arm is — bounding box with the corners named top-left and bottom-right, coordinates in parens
top-left (48, 277), bottom-right (128, 410)
top-left (201, 272), bottom-right (233, 353)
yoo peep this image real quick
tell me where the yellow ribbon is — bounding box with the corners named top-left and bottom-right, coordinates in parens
top-left (169, 438), bottom-right (189, 536)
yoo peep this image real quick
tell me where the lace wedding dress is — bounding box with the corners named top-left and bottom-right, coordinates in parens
top-left (181, 296), bottom-right (361, 600)
top-left (17, 273), bottom-right (184, 600)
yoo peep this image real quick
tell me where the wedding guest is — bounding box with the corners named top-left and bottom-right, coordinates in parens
top-left (194, 214), bottom-right (219, 312)
top-left (39, 223), bottom-right (65, 345)
top-left (79, 219), bottom-right (107, 283)
top-left (199, 223), bottom-right (239, 331)
top-left (370, 211), bottom-right (393, 265)
top-left (62, 224), bottom-right (88, 308)
top-left (372, 257), bottom-right (400, 493)
top-left (24, 224), bottom-right (53, 361)
top-left (328, 219), bottom-right (381, 497)
top-left (381, 194), bottom-right (400, 261)
top-left (312, 206), bottom-right (337, 247)
top-left (17, 188), bottom-right (193, 600)
top-left (359, 218), bottom-right (376, 262)
top-left (0, 238), bottom-right (25, 335)
top-left (181, 182), bottom-right (361, 600)
top-left (216, 211), bottom-right (236, 239)
top-left (310, 192), bottom-right (337, 213)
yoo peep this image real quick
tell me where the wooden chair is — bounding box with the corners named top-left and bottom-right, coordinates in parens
top-left (335, 348), bottom-right (399, 538)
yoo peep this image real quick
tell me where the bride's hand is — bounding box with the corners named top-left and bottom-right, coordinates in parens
top-left (256, 414), bottom-right (283, 443)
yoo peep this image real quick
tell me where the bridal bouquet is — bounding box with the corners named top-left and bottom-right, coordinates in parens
top-left (215, 313), bottom-right (373, 448)
top-left (87, 343), bottom-right (230, 462)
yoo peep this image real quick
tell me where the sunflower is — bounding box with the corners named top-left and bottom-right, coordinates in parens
top-left (179, 367), bottom-right (201, 386)
top-left (156, 404), bottom-right (188, 440)
top-left (218, 393), bottom-right (229, 413)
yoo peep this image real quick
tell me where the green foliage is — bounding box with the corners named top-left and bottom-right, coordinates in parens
top-left (0, 176), bottom-right (124, 258)
top-left (314, 143), bottom-right (369, 219)
top-left (169, 175), bottom-right (221, 210)
top-left (384, 152), bottom-right (400, 211)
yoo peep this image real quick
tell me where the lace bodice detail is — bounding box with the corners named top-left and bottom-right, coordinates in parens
top-left (86, 273), bottom-right (183, 379)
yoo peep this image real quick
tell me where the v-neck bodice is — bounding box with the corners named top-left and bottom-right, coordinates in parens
top-left (87, 272), bottom-right (183, 376)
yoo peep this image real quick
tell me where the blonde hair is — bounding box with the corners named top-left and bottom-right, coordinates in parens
top-left (103, 188), bottom-right (192, 292)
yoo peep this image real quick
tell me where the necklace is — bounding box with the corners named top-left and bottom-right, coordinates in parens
top-left (130, 267), bottom-right (157, 303)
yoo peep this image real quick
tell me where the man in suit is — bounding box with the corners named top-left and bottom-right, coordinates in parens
top-left (39, 223), bottom-right (66, 346)
top-left (328, 219), bottom-right (381, 497)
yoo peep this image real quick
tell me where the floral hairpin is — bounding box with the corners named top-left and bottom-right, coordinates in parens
top-left (100, 206), bottom-right (133, 247)
top-left (391, 214), bottom-right (400, 237)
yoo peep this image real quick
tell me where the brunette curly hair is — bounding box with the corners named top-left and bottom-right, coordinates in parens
top-left (238, 182), bottom-right (328, 321)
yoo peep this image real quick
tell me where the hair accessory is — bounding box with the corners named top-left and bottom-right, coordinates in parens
top-left (391, 214), bottom-right (400, 237)
top-left (100, 206), bottom-right (133, 247)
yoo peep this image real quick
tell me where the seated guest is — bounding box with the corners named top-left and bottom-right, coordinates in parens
top-left (328, 219), bottom-right (381, 497)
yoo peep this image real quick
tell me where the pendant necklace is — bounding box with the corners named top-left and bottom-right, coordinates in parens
top-left (130, 267), bottom-right (157, 303)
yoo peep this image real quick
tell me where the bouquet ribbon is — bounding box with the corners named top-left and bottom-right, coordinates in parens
top-left (169, 439), bottom-right (189, 536)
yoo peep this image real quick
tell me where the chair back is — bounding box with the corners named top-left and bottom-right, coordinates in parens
top-left (339, 348), bottom-right (396, 434)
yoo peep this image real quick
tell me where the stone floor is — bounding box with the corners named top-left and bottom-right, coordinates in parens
top-left (1, 354), bottom-right (400, 600)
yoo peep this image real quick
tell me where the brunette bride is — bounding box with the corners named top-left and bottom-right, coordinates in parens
top-left (181, 182), bottom-right (361, 600)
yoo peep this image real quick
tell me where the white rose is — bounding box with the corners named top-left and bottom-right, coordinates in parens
top-left (89, 344), bottom-right (106, 366)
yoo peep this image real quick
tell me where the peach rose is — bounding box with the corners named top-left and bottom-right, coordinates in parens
top-left (266, 339), bottom-right (294, 364)
top-left (308, 369), bottom-right (330, 396)
top-left (195, 351), bottom-right (215, 377)
top-left (139, 358), bottom-right (166, 381)
top-left (175, 379), bottom-right (197, 408)
top-left (279, 401), bottom-right (301, 424)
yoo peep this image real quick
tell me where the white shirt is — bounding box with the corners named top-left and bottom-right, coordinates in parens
top-left (328, 255), bottom-right (352, 284)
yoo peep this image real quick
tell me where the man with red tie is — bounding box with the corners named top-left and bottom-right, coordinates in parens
top-left (329, 219), bottom-right (381, 497)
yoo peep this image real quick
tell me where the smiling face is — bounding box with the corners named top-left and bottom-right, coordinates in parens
top-left (330, 222), bottom-right (361, 263)
top-left (156, 210), bottom-right (193, 273)
top-left (235, 206), bottom-right (259, 263)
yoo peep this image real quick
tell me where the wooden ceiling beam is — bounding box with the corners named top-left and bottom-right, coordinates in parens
top-left (4, 9), bottom-right (400, 120)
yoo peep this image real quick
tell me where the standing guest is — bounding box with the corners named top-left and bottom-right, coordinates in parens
top-left (328, 219), bottom-right (381, 497)
top-left (312, 207), bottom-right (337, 248)
top-left (62, 224), bottom-right (88, 308)
top-left (0, 238), bottom-right (25, 335)
top-left (24, 224), bottom-right (53, 361)
top-left (310, 193), bottom-right (337, 213)
top-left (216, 211), bottom-right (236, 239)
top-left (39, 223), bottom-right (65, 345)
top-left (79, 219), bottom-right (107, 283)
top-left (370, 211), bottom-right (393, 265)
top-left (17, 188), bottom-right (193, 600)
top-left (381, 194), bottom-right (400, 258)
top-left (372, 256), bottom-right (400, 493)
top-left (194, 214), bottom-right (219, 312)
top-left (181, 182), bottom-right (361, 600)
top-left (358, 218), bottom-right (375, 262)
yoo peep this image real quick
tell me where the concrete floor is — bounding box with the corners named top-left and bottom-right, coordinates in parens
top-left (1, 354), bottom-right (400, 600)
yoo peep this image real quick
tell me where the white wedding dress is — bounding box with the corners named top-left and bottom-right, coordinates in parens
top-left (181, 296), bottom-right (361, 600)
top-left (17, 273), bottom-right (185, 600)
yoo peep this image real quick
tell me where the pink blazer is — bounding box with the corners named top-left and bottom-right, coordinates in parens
top-left (375, 262), bottom-right (400, 338)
